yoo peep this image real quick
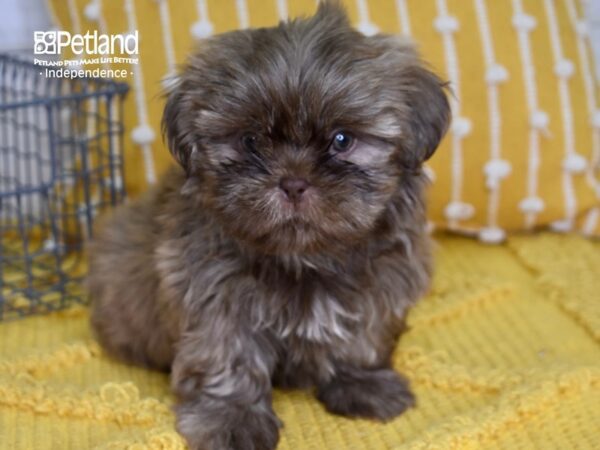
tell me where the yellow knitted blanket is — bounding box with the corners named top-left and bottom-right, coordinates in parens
top-left (1, 233), bottom-right (599, 449)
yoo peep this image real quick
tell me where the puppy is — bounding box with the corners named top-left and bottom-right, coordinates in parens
top-left (88, 2), bottom-right (449, 449)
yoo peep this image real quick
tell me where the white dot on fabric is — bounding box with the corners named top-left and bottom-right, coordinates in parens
top-left (434, 15), bottom-right (459, 34)
top-left (485, 64), bottom-right (509, 84)
top-left (444, 201), bottom-right (475, 221)
top-left (484, 159), bottom-right (512, 179)
top-left (84, 2), bottom-right (100, 21)
top-left (478, 227), bottom-right (506, 244)
top-left (452, 117), bottom-right (472, 138)
top-left (530, 110), bottom-right (549, 129)
top-left (554, 59), bottom-right (575, 79)
top-left (190, 20), bottom-right (213, 39)
top-left (484, 159), bottom-right (512, 189)
top-left (512, 13), bottom-right (537, 32)
top-left (131, 124), bottom-right (156, 145)
top-left (550, 219), bottom-right (573, 233)
top-left (357, 21), bottom-right (379, 36)
top-left (563, 153), bottom-right (587, 173)
top-left (519, 196), bottom-right (545, 214)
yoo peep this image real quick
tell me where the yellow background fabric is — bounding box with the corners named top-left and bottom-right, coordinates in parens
top-left (1, 233), bottom-right (599, 449)
top-left (45, 0), bottom-right (600, 240)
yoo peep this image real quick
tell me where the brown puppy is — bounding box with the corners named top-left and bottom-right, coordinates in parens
top-left (87, 2), bottom-right (449, 449)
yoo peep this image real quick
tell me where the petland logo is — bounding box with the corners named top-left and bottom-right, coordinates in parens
top-left (34, 30), bottom-right (139, 56)
top-left (34, 30), bottom-right (138, 79)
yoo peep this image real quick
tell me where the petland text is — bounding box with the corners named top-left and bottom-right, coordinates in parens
top-left (34, 30), bottom-right (138, 56)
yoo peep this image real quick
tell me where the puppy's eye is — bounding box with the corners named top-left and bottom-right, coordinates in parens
top-left (330, 132), bottom-right (355, 153)
top-left (241, 133), bottom-right (258, 152)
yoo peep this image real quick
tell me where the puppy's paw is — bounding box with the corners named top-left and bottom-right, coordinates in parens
top-left (317, 368), bottom-right (415, 420)
top-left (175, 401), bottom-right (281, 450)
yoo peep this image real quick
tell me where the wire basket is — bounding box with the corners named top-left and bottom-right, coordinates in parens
top-left (0, 54), bottom-right (129, 320)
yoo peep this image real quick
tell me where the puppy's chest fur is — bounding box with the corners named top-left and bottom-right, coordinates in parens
top-left (251, 258), bottom-right (366, 345)
top-left (154, 229), bottom-right (402, 351)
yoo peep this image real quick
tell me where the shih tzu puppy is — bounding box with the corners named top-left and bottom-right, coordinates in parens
top-left (87, 2), bottom-right (449, 449)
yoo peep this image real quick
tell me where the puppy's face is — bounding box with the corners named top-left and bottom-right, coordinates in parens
top-left (163, 3), bottom-right (449, 254)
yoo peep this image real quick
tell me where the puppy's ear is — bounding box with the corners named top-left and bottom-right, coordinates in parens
top-left (161, 80), bottom-right (197, 172)
top-left (401, 64), bottom-right (450, 166)
top-left (370, 37), bottom-right (450, 168)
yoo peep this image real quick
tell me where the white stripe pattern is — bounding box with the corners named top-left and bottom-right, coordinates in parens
top-left (355, 0), bottom-right (379, 36)
top-left (582, 206), bottom-right (599, 235)
top-left (236, 0), bottom-right (250, 29)
top-left (156, 0), bottom-right (178, 90)
top-left (395, 0), bottom-right (411, 36)
top-left (66, 0), bottom-right (83, 63)
top-left (435, 0), bottom-right (474, 228)
top-left (474, 0), bottom-right (510, 243)
top-left (124, 0), bottom-right (157, 185)
top-left (512, 0), bottom-right (546, 229)
top-left (276, 0), bottom-right (289, 21)
top-left (544, 0), bottom-right (579, 231)
top-left (566, 0), bottom-right (600, 234)
top-left (83, 0), bottom-right (110, 70)
top-left (66, 0), bottom-right (82, 37)
top-left (191, 0), bottom-right (213, 39)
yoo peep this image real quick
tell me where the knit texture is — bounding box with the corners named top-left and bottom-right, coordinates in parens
top-left (0, 233), bottom-right (598, 449)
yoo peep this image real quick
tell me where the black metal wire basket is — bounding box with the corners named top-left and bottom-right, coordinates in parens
top-left (0, 54), bottom-right (129, 320)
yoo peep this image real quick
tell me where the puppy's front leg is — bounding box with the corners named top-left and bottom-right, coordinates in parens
top-left (171, 324), bottom-right (280, 450)
top-left (315, 319), bottom-right (416, 421)
top-left (316, 362), bottom-right (415, 421)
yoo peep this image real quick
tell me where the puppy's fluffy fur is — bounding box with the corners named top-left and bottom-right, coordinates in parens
top-left (88, 3), bottom-right (450, 449)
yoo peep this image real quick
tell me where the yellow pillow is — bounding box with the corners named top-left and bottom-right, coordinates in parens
top-left (47, 0), bottom-right (600, 241)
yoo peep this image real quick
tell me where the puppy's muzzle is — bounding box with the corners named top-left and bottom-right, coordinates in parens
top-left (279, 177), bottom-right (310, 203)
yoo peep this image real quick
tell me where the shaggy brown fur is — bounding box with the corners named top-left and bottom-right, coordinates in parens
top-left (87, 2), bottom-right (450, 449)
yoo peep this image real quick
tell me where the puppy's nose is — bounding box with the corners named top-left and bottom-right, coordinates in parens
top-left (279, 177), bottom-right (310, 202)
